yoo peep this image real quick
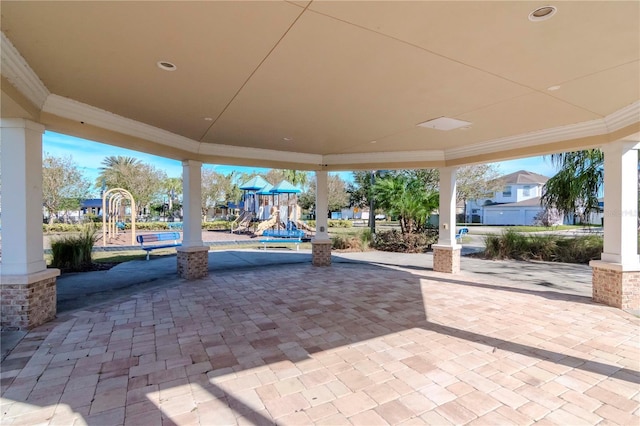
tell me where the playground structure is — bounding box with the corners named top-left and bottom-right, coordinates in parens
top-left (235, 177), bottom-right (316, 237)
top-left (102, 188), bottom-right (137, 246)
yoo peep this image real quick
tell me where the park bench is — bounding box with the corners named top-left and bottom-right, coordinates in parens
top-left (136, 232), bottom-right (182, 260)
top-left (168, 222), bottom-right (183, 230)
top-left (259, 229), bottom-right (304, 251)
top-left (455, 227), bottom-right (469, 241)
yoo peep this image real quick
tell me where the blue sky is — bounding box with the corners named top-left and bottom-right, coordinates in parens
top-left (43, 131), bottom-right (558, 187)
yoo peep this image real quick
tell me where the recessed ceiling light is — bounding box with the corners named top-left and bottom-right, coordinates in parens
top-left (547, 85), bottom-right (561, 91)
top-left (529, 6), bottom-right (557, 22)
top-left (283, 137), bottom-right (293, 141)
top-left (204, 117), bottom-right (213, 121)
top-left (417, 117), bottom-right (472, 131)
top-left (157, 61), bottom-right (177, 71)
top-left (370, 140), bottom-right (377, 144)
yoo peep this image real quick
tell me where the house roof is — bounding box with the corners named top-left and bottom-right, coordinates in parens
top-left (498, 170), bottom-right (549, 185)
top-left (81, 199), bottom-right (102, 208)
top-left (484, 197), bottom-right (544, 208)
top-left (1, 3), bottom-right (638, 170)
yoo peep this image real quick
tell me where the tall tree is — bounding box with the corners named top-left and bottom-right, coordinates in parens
top-left (283, 170), bottom-right (310, 190)
top-left (42, 154), bottom-right (92, 223)
top-left (201, 169), bottom-right (226, 217)
top-left (162, 177), bottom-right (182, 211)
top-left (541, 150), bottom-right (604, 222)
top-left (300, 174), bottom-right (349, 214)
top-left (97, 156), bottom-right (166, 216)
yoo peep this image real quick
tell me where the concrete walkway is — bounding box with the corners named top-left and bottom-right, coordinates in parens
top-left (1, 249), bottom-right (638, 425)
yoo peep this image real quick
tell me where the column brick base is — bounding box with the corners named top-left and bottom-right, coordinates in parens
top-left (432, 245), bottom-right (461, 274)
top-left (1, 269), bottom-right (60, 331)
top-left (590, 261), bottom-right (640, 311)
top-left (312, 240), bottom-right (332, 267)
top-left (177, 246), bottom-right (209, 280)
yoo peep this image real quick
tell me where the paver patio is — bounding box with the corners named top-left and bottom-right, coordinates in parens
top-left (1, 261), bottom-right (639, 425)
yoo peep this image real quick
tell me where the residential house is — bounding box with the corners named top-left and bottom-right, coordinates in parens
top-left (467, 170), bottom-right (549, 225)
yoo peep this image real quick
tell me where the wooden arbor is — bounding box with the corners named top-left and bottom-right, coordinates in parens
top-left (102, 188), bottom-right (137, 246)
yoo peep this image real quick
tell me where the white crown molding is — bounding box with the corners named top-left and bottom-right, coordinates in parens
top-left (198, 141), bottom-right (322, 165)
top-left (446, 101), bottom-right (640, 160)
top-left (604, 101), bottom-right (640, 132)
top-left (42, 94), bottom-right (201, 153)
top-left (323, 150), bottom-right (445, 165)
top-left (0, 32), bottom-right (50, 109)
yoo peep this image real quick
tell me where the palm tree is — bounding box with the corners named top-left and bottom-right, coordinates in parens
top-left (163, 177), bottom-right (182, 210)
top-left (542, 150), bottom-right (604, 223)
top-left (96, 156), bottom-right (141, 191)
top-left (284, 170), bottom-right (309, 190)
top-left (374, 174), bottom-right (438, 234)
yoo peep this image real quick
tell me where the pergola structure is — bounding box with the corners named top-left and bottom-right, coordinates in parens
top-left (1, 2), bottom-right (638, 330)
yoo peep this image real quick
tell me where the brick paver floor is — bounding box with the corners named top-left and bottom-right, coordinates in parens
top-left (1, 262), bottom-right (639, 425)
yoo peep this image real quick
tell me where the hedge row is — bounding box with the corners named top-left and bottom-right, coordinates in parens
top-left (43, 221), bottom-right (231, 233)
top-left (304, 220), bottom-right (352, 229)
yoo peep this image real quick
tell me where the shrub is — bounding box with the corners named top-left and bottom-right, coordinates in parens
top-left (483, 230), bottom-right (602, 264)
top-left (331, 234), bottom-right (363, 251)
top-left (202, 221), bottom-right (231, 231)
top-left (50, 225), bottom-right (97, 271)
top-left (372, 229), bottom-right (437, 253)
top-left (554, 236), bottom-right (602, 263)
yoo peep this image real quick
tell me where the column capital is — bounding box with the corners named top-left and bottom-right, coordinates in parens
top-left (0, 118), bottom-right (45, 133)
top-left (182, 159), bottom-right (202, 168)
top-left (601, 139), bottom-right (639, 154)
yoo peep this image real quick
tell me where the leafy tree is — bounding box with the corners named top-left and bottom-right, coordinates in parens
top-left (374, 173), bottom-right (438, 234)
top-left (202, 169), bottom-right (226, 217)
top-left (264, 169), bottom-right (287, 185)
top-left (300, 174), bottom-right (349, 214)
top-left (347, 171), bottom-right (375, 208)
top-left (456, 164), bottom-right (503, 222)
top-left (541, 150), bottom-right (604, 222)
top-left (42, 154), bottom-right (92, 224)
top-left (97, 155), bottom-right (166, 216)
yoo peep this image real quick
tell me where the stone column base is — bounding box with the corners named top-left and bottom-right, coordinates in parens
top-left (177, 246), bottom-right (209, 280)
top-left (1, 269), bottom-right (60, 331)
top-left (432, 244), bottom-right (461, 274)
top-left (312, 240), bottom-right (332, 267)
top-left (590, 260), bottom-right (640, 311)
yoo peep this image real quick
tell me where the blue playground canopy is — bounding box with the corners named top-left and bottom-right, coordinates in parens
top-left (239, 176), bottom-right (270, 191)
top-left (270, 180), bottom-right (302, 194)
top-left (256, 183), bottom-right (274, 195)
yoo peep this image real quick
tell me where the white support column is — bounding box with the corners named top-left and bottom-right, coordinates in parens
top-left (600, 142), bottom-right (639, 265)
top-left (0, 119), bottom-right (48, 275)
top-left (590, 141), bottom-right (640, 311)
top-left (312, 170), bottom-right (331, 266)
top-left (436, 167), bottom-right (460, 247)
top-left (181, 160), bottom-right (204, 248)
top-left (177, 160), bottom-right (208, 279)
top-left (433, 167), bottom-right (461, 273)
top-left (1, 119), bottom-right (59, 330)
top-left (314, 171), bottom-right (329, 241)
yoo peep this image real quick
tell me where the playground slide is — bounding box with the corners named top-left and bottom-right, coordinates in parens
top-left (255, 211), bottom-right (279, 236)
top-left (231, 211), bottom-right (253, 234)
top-left (288, 203), bottom-right (316, 233)
top-left (295, 220), bottom-right (315, 233)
